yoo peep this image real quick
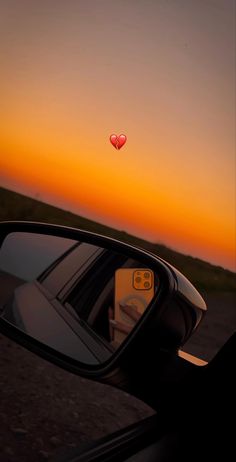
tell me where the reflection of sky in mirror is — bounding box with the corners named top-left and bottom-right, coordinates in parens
top-left (0, 232), bottom-right (77, 281)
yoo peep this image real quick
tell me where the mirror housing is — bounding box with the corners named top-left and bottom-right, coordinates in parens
top-left (0, 221), bottom-right (206, 401)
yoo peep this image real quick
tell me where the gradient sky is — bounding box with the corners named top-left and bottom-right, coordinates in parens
top-left (0, 0), bottom-right (235, 271)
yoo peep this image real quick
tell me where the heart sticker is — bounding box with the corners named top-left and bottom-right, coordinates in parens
top-left (110, 134), bottom-right (127, 150)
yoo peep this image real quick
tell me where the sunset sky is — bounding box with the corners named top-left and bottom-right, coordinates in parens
top-left (0, 0), bottom-right (235, 271)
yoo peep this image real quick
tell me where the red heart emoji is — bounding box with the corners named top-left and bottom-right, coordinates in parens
top-left (110, 134), bottom-right (127, 150)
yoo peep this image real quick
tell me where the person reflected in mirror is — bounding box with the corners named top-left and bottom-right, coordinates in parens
top-left (108, 302), bottom-right (141, 348)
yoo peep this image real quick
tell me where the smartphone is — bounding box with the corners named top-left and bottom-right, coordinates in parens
top-left (113, 268), bottom-right (155, 345)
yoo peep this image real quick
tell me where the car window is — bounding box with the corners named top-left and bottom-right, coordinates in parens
top-left (40, 242), bottom-right (103, 297)
top-left (65, 253), bottom-right (157, 346)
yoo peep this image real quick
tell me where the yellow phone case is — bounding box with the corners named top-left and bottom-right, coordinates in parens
top-left (113, 268), bottom-right (154, 344)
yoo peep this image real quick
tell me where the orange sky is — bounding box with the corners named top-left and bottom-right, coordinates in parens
top-left (0, 0), bottom-right (235, 271)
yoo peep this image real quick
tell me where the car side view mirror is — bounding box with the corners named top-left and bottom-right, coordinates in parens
top-left (0, 222), bottom-right (206, 380)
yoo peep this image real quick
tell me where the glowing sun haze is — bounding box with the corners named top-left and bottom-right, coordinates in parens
top-left (0, 0), bottom-right (235, 271)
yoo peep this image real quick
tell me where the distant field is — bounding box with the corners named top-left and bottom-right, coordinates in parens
top-left (0, 186), bottom-right (235, 292)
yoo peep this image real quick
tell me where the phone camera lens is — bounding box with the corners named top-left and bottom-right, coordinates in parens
top-left (144, 281), bottom-right (150, 288)
top-left (144, 272), bottom-right (150, 279)
top-left (135, 277), bottom-right (141, 283)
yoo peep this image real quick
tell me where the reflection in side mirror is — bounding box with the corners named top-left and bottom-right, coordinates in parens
top-left (112, 268), bottom-right (154, 346)
top-left (0, 232), bottom-right (158, 365)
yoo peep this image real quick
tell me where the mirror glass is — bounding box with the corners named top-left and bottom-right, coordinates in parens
top-left (0, 232), bottom-right (159, 365)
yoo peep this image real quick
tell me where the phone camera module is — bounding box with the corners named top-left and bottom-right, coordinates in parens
top-left (144, 272), bottom-right (150, 279)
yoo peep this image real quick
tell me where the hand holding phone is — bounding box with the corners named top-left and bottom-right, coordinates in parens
top-left (111, 268), bottom-right (155, 345)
